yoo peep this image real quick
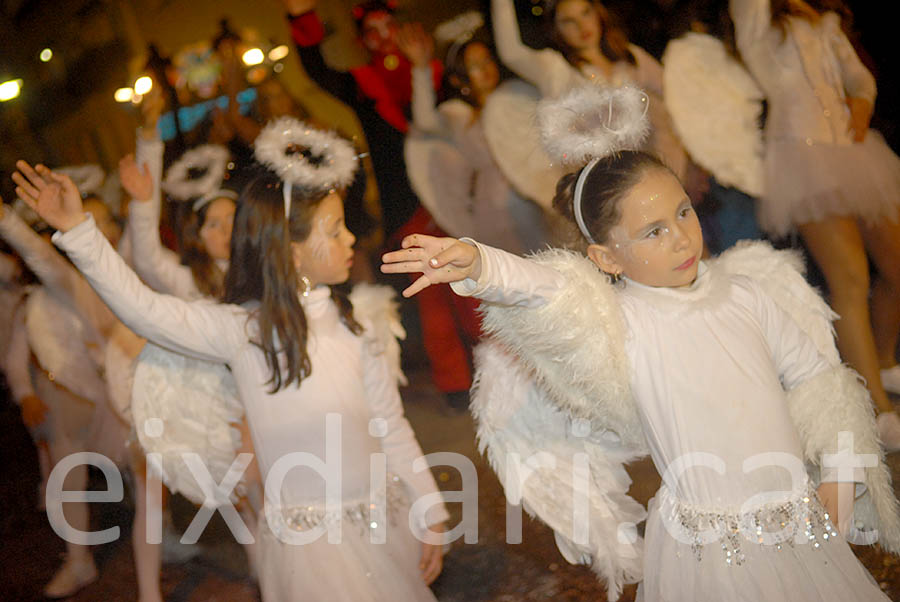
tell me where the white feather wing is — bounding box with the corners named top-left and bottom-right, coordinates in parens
top-left (472, 342), bottom-right (647, 600)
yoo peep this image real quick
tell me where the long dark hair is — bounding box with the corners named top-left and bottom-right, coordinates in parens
top-left (553, 151), bottom-right (669, 246)
top-left (180, 198), bottom-right (230, 299)
top-left (544, 0), bottom-right (635, 67)
top-left (223, 170), bottom-right (361, 392)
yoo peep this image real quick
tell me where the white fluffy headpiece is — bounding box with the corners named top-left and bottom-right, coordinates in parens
top-left (254, 117), bottom-right (358, 217)
top-left (163, 145), bottom-right (231, 205)
top-left (536, 84), bottom-right (650, 167)
top-left (56, 164), bottom-right (106, 198)
top-left (435, 11), bottom-right (484, 45)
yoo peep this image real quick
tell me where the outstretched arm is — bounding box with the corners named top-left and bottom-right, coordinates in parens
top-left (13, 161), bottom-right (244, 363)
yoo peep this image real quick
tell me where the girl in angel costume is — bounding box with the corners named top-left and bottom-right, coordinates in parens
top-left (729, 0), bottom-right (900, 450)
top-left (13, 119), bottom-right (450, 601)
top-left (383, 84), bottom-right (900, 601)
top-left (479, 0), bottom-right (689, 214)
top-left (117, 118), bottom-right (249, 601)
top-left (398, 12), bottom-right (547, 255)
top-left (1, 166), bottom-right (130, 599)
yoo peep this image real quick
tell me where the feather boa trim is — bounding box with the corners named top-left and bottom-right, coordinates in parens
top-left (479, 247), bottom-right (645, 450)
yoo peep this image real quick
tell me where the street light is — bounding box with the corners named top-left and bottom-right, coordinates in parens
top-left (242, 48), bottom-right (265, 66)
top-left (134, 76), bottom-right (153, 95)
top-left (268, 45), bottom-right (289, 62)
top-left (0, 79), bottom-right (23, 102)
top-left (40, 48), bottom-right (53, 62)
top-left (114, 87), bottom-right (134, 103)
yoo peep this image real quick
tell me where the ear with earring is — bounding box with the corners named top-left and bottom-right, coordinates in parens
top-left (609, 271), bottom-right (622, 285)
top-left (300, 275), bottom-right (312, 296)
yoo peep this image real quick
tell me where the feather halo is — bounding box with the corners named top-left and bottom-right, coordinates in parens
top-left (537, 84), bottom-right (650, 166)
top-left (162, 145), bottom-right (231, 203)
top-left (253, 117), bottom-right (358, 195)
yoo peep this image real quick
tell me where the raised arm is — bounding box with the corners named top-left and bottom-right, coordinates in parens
top-left (122, 150), bottom-right (200, 299)
top-left (397, 23), bottom-right (450, 136)
top-left (729, 0), bottom-right (773, 52)
top-left (491, 0), bottom-right (573, 96)
top-left (14, 162), bottom-right (245, 363)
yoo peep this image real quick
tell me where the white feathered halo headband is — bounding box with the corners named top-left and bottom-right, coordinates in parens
top-left (536, 84), bottom-right (651, 243)
top-left (435, 11), bottom-right (485, 68)
top-left (253, 117), bottom-right (359, 217)
top-left (163, 145), bottom-right (237, 211)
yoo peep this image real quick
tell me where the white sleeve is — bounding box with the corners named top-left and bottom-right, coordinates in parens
top-left (730, 0), bottom-right (772, 52)
top-left (411, 65), bottom-right (450, 135)
top-left (5, 301), bottom-right (35, 403)
top-left (363, 342), bottom-right (450, 531)
top-left (491, 0), bottom-right (574, 97)
top-left (828, 18), bottom-right (876, 103)
top-left (130, 132), bottom-right (200, 298)
top-left (450, 239), bottom-right (567, 307)
top-left (53, 216), bottom-right (245, 363)
top-left (0, 209), bottom-right (116, 342)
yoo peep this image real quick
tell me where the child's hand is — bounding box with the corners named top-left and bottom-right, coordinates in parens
top-left (847, 97), bottom-right (872, 143)
top-left (12, 161), bottom-right (86, 233)
top-left (119, 154), bottom-right (153, 202)
top-left (817, 481), bottom-right (855, 536)
top-left (20, 394), bottom-right (48, 428)
top-left (381, 234), bottom-right (481, 297)
top-left (396, 23), bottom-right (434, 68)
top-left (419, 521), bottom-right (446, 585)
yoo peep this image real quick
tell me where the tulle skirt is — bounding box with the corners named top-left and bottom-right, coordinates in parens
top-left (760, 131), bottom-right (900, 237)
top-left (257, 498), bottom-right (438, 602)
top-left (637, 492), bottom-right (889, 602)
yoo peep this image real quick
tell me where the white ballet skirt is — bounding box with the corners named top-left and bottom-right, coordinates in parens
top-left (761, 132), bottom-right (900, 236)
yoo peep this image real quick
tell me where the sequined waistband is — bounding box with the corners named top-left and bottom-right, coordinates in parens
top-left (656, 480), bottom-right (839, 566)
top-left (264, 473), bottom-right (409, 540)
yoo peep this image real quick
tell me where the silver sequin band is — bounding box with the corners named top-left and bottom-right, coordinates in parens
top-left (658, 479), bottom-right (839, 566)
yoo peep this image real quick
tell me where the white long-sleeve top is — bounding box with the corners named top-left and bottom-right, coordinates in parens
top-left (730, 0), bottom-right (876, 146)
top-left (54, 216), bottom-right (449, 528)
top-left (491, 0), bottom-right (687, 177)
top-left (453, 241), bottom-right (856, 505)
top-left (128, 132), bottom-right (206, 300)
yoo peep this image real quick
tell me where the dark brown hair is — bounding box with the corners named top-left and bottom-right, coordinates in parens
top-left (180, 198), bottom-right (230, 299)
top-left (553, 151), bottom-right (669, 245)
top-left (223, 170), bottom-right (361, 393)
top-left (544, 0), bottom-right (635, 67)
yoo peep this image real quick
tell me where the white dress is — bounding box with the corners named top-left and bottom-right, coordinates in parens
top-left (405, 65), bottom-right (547, 254)
top-left (454, 242), bottom-right (889, 601)
top-left (54, 216), bottom-right (449, 601)
top-left (731, 0), bottom-right (900, 236)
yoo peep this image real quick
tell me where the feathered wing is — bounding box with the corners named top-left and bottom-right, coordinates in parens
top-left (349, 283), bottom-right (407, 386)
top-left (715, 241), bottom-right (900, 553)
top-left (471, 248), bottom-right (648, 598)
top-left (472, 342), bottom-right (646, 600)
top-left (482, 79), bottom-right (566, 211)
top-left (131, 343), bottom-right (243, 506)
top-left (662, 32), bottom-right (765, 196)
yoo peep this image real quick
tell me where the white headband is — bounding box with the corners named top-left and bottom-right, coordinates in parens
top-left (573, 157), bottom-right (600, 244)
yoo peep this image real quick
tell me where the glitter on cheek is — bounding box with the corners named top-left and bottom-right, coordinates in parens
top-left (308, 216), bottom-right (334, 263)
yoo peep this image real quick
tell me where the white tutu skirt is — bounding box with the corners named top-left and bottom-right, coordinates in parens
top-left (638, 494), bottom-right (889, 602)
top-left (257, 500), bottom-right (437, 602)
top-left (760, 131), bottom-right (900, 237)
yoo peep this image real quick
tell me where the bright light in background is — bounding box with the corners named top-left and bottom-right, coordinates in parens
top-left (242, 48), bottom-right (264, 66)
top-left (39, 48), bottom-right (53, 62)
top-left (133, 76), bottom-right (153, 95)
top-left (268, 45), bottom-right (289, 62)
top-left (114, 87), bottom-right (134, 103)
top-left (0, 79), bottom-right (23, 102)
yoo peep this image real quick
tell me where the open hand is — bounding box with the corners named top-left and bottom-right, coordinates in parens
top-left (381, 234), bottom-right (481, 297)
top-left (119, 154), bottom-right (153, 202)
top-left (12, 161), bottom-right (86, 233)
top-left (21, 394), bottom-right (48, 428)
top-left (847, 97), bottom-right (872, 143)
top-left (419, 522), bottom-right (447, 585)
top-left (396, 23), bottom-right (434, 68)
